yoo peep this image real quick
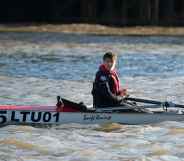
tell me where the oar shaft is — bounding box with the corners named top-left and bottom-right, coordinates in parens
top-left (125, 97), bottom-right (162, 105)
top-left (173, 104), bottom-right (184, 108)
top-left (125, 97), bottom-right (184, 108)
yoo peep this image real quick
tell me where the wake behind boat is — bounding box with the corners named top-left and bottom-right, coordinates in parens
top-left (0, 96), bottom-right (184, 126)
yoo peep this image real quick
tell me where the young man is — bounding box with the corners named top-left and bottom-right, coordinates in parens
top-left (92, 52), bottom-right (127, 108)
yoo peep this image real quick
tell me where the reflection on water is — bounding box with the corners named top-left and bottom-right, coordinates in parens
top-left (0, 32), bottom-right (184, 160)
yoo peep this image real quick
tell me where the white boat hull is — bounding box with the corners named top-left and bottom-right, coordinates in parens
top-left (0, 110), bottom-right (184, 125)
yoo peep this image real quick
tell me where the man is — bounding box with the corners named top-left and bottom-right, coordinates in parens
top-left (92, 52), bottom-right (127, 108)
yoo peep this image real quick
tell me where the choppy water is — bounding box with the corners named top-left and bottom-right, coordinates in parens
top-left (0, 33), bottom-right (184, 160)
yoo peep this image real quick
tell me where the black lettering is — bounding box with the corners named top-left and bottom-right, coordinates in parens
top-left (31, 112), bottom-right (41, 122)
top-left (0, 111), bottom-right (7, 124)
top-left (20, 111), bottom-right (30, 122)
top-left (53, 113), bottom-right (59, 122)
top-left (83, 114), bottom-right (95, 121)
top-left (11, 111), bottom-right (19, 122)
top-left (96, 115), bottom-right (111, 120)
top-left (43, 112), bottom-right (51, 122)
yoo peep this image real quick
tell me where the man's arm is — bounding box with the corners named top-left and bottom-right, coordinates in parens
top-left (98, 81), bottom-right (123, 104)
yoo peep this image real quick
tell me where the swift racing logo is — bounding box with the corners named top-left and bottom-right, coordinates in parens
top-left (83, 114), bottom-right (111, 121)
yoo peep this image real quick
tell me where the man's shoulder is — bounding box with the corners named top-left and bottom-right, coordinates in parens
top-left (96, 70), bottom-right (108, 82)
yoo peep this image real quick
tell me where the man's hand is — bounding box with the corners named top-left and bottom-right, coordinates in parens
top-left (119, 89), bottom-right (128, 97)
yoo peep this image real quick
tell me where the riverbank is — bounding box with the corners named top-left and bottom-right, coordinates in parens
top-left (0, 24), bottom-right (184, 36)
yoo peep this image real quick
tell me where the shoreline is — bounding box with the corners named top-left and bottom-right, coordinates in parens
top-left (0, 24), bottom-right (184, 36)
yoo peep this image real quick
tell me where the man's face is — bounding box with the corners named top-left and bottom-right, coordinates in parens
top-left (104, 58), bottom-right (116, 71)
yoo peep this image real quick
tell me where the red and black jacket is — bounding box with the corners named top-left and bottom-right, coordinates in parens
top-left (92, 64), bottom-right (123, 108)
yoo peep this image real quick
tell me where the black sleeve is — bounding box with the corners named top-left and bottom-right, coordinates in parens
top-left (98, 81), bottom-right (123, 104)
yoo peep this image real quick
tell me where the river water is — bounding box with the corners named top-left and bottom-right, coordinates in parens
top-left (0, 33), bottom-right (184, 161)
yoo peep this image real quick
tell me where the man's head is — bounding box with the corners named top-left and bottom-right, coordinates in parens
top-left (103, 52), bottom-right (117, 71)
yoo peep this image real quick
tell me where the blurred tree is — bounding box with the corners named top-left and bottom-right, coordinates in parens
top-left (0, 0), bottom-right (183, 26)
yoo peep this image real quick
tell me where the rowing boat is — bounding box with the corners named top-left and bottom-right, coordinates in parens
top-left (0, 97), bottom-right (184, 126)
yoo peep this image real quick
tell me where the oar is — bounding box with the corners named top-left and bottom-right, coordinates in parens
top-left (125, 97), bottom-right (184, 108)
top-left (121, 101), bottom-right (153, 113)
top-left (96, 101), bottom-right (154, 113)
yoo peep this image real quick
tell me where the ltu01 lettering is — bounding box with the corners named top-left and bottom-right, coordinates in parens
top-left (0, 111), bottom-right (60, 124)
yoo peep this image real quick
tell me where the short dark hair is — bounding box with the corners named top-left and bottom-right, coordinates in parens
top-left (103, 52), bottom-right (117, 61)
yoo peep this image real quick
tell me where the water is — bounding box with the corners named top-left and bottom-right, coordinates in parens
top-left (0, 32), bottom-right (184, 160)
